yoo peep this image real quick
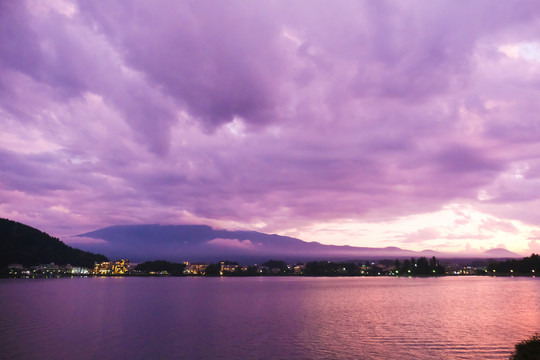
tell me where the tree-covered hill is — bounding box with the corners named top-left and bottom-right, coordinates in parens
top-left (0, 218), bottom-right (108, 268)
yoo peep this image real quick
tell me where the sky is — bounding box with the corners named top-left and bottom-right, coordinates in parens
top-left (2, 0), bottom-right (540, 255)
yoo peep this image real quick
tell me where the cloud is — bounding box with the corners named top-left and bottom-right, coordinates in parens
top-left (479, 218), bottom-right (519, 234)
top-left (2, 0), bottom-right (540, 255)
top-left (445, 233), bottom-right (493, 240)
top-left (207, 238), bottom-right (257, 249)
top-left (401, 228), bottom-right (440, 244)
top-left (528, 240), bottom-right (540, 254)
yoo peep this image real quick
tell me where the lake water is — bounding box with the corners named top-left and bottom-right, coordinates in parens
top-left (0, 276), bottom-right (539, 359)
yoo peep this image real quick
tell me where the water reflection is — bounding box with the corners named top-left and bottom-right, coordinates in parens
top-left (294, 277), bottom-right (540, 359)
top-left (0, 277), bottom-right (538, 359)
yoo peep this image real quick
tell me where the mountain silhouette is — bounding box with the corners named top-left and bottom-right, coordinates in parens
top-left (75, 224), bottom-right (521, 263)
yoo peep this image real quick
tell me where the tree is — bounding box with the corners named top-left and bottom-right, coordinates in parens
top-left (511, 333), bottom-right (540, 359)
top-left (416, 257), bottom-right (429, 275)
top-left (0, 218), bottom-right (108, 268)
top-left (135, 260), bottom-right (186, 275)
top-left (401, 259), bottom-right (411, 274)
top-left (262, 260), bottom-right (289, 274)
top-left (244, 266), bottom-right (258, 276)
top-left (488, 254), bottom-right (540, 275)
top-left (205, 263), bottom-right (221, 276)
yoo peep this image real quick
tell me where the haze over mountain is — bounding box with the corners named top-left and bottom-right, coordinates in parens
top-left (75, 224), bottom-right (521, 263)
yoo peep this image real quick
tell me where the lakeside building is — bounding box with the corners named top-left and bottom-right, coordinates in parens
top-left (220, 262), bottom-right (238, 275)
top-left (293, 264), bottom-right (306, 275)
top-left (446, 265), bottom-right (479, 275)
top-left (7, 263), bottom-right (92, 277)
top-left (70, 266), bottom-right (89, 275)
top-left (93, 259), bottom-right (131, 275)
top-left (94, 261), bottom-right (113, 274)
top-left (183, 262), bottom-right (207, 275)
top-left (8, 264), bottom-right (30, 276)
top-left (34, 263), bottom-right (61, 274)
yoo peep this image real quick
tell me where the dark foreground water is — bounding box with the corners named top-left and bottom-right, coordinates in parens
top-left (1, 276), bottom-right (539, 359)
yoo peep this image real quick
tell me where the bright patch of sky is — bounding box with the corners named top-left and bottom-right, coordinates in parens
top-left (499, 42), bottom-right (540, 62)
top-left (288, 204), bottom-right (535, 255)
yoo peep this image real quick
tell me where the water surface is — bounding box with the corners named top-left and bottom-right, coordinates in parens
top-left (1, 276), bottom-right (538, 359)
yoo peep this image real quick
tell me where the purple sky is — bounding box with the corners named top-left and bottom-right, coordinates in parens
top-left (2, 0), bottom-right (540, 254)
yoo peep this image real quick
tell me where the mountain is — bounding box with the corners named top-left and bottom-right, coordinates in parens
top-left (72, 224), bottom-right (518, 263)
top-left (75, 224), bottom-right (426, 262)
top-left (0, 218), bottom-right (108, 268)
top-left (483, 248), bottom-right (521, 258)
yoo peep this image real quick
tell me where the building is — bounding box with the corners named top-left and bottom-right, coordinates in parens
top-left (93, 259), bottom-right (131, 275)
top-left (183, 262), bottom-right (208, 275)
top-left (220, 262), bottom-right (239, 275)
top-left (8, 264), bottom-right (27, 276)
top-left (293, 264), bottom-right (306, 275)
top-left (33, 263), bottom-right (61, 274)
top-left (94, 261), bottom-right (112, 274)
top-left (70, 266), bottom-right (89, 275)
top-left (112, 259), bottom-right (130, 274)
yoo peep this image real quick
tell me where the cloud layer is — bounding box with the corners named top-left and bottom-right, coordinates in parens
top-left (2, 0), bottom-right (540, 253)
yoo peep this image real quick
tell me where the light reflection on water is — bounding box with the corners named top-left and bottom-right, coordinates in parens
top-left (0, 276), bottom-right (539, 359)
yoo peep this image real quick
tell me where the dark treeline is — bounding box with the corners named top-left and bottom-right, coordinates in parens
top-left (204, 260), bottom-right (283, 276)
top-left (135, 260), bottom-right (186, 275)
top-left (1, 218), bottom-right (108, 269)
top-left (304, 256), bottom-right (445, 276)
top-left (133, 257), bottom-right (448, 277)
top-left (305, 261), bottom-right (364, 276)
top-left (395, 256), bottom-right (446, 276)
top-left (487, 254), bottom-right (540, 275)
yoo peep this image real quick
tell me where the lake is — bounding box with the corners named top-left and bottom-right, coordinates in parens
top-left (0, 276), bottom-right (539, 359)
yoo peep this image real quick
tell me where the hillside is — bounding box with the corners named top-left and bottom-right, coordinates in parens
top-left (0, 218), bottom-right (108, 268)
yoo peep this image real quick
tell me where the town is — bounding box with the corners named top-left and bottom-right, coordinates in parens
top-left (6, 254), bottom-right (540, 278)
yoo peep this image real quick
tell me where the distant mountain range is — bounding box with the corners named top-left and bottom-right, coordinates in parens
top-left (0, 218), bottom-right (108, 268)
top-left (74, 224), bottom-right (522, 263)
